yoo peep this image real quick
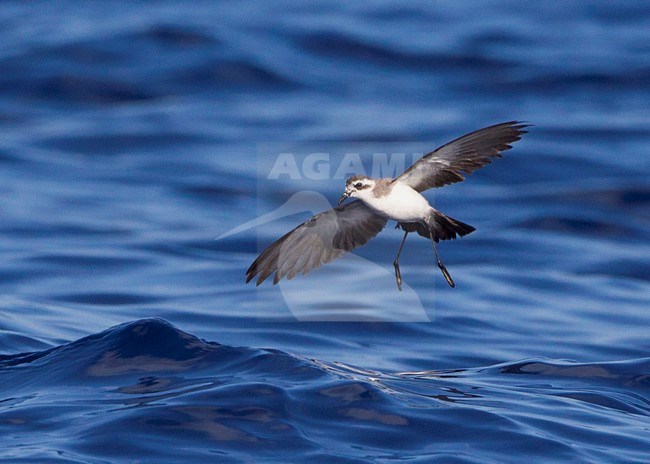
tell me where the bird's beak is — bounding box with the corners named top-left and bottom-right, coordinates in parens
top-left (338, 190), bottom-right (351, 206)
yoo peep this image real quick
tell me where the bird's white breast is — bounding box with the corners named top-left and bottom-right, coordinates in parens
top-left (361, 181), bottom-right (432, 222)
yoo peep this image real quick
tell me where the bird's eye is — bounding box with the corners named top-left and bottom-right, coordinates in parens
top-left (354, 182), bottom-right (363, 189)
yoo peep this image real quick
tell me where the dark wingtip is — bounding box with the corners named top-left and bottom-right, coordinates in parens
top-left (496, 121), bottom-right (531, 144)
top-left (246, 270), bottom-right (262, 285)
top-left (253, 269), bottom-right (267, 286)
top-left (512, 120), bottom-right (533, 133)
top-left (245, 261), bottom-right (256, 284)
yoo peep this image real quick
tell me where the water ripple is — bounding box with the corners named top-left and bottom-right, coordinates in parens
top-left (1, 320), bottom-right (648, 463)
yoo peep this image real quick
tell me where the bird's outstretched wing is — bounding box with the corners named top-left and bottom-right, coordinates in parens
top-left (246, 200), bottom-right (387, 285)
top-left (396, 121), bottom-right (529, 192)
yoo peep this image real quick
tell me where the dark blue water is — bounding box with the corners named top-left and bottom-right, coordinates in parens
top-left (0, 1), bottom-right (648, 462)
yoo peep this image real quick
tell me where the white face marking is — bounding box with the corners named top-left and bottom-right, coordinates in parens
top-left (348, 179), bottom-right (375, 200)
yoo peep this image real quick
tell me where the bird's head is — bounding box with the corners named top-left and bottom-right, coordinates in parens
top-left (338, 175), bottom-right (375, 206)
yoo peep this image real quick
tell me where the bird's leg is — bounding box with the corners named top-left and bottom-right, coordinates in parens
top-left (393, 230), bottom-right (409, 291)
top-left (429, 232), bottom-right (455, 288)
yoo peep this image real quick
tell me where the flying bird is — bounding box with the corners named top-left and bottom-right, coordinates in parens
top-left (247, 121), bottom-right (529, 290)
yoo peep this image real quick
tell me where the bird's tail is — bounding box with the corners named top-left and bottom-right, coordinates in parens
top-left (428, 210), bottom-right (475, 242)
top-left (401, 210), bottom-right (475, 242)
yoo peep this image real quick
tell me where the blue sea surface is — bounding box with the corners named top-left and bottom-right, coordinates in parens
top-left (0, 1), bottom-right (649, 462)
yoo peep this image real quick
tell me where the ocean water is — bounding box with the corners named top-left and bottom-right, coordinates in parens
top-left (0, 1), bottom-right (648, 462)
